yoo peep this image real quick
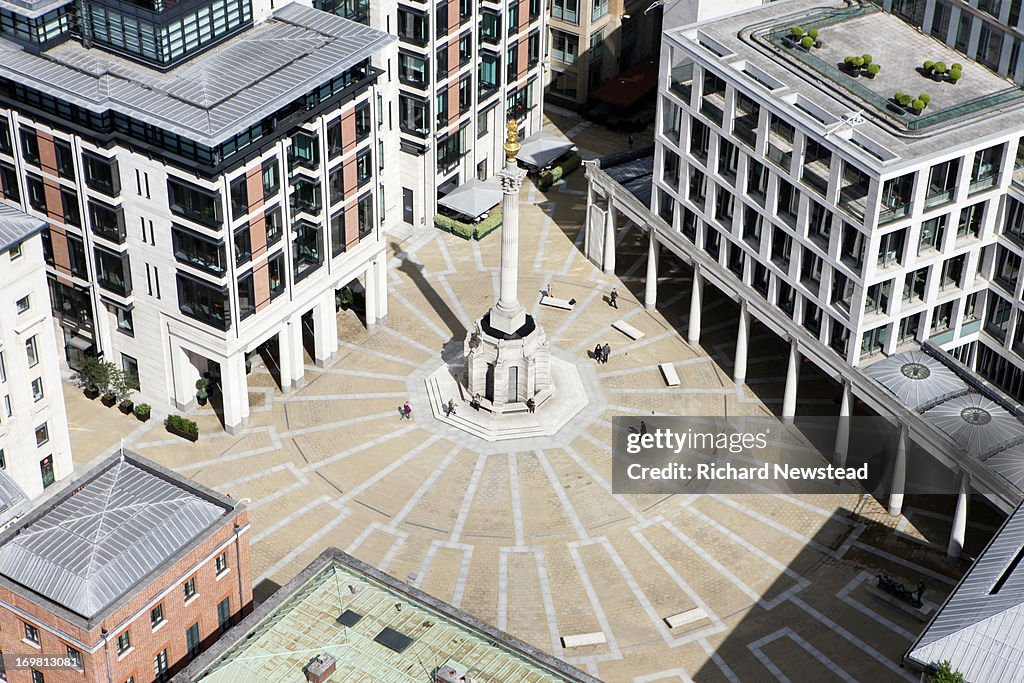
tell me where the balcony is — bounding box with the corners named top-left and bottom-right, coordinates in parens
top-left (766, 139), bottom-right (792, 172)
top-left (670, 63), bottom-right (693, 103)
top-left (839, 182), bottom-right (870, 220)
top-left (700, 93), bottom-right (725, 128)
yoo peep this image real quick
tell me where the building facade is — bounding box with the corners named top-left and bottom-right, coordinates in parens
top-left (0, 207), bottom-right (73, 500)
top-left (0, 0), bottom-right (399, 432)
top-left (0, 450), bottom-right (252, 683)
top-left (385, 0), bottom-right (546, 227)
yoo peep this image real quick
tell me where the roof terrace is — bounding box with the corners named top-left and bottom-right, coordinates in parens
top-left (761, 4), bottom-right (1020, 133)
top-left (669, 0), bottom-right (1024, 169)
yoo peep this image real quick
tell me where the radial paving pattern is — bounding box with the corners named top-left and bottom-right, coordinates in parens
top-left (105, 146), bottom-right (965, 682)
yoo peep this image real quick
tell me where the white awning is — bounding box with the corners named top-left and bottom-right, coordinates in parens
top-left (437, 178), bottom-right (502, 219)
top-left (516, 131), bottom-right (575, 169)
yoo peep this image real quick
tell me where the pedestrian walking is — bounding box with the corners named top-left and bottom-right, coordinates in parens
top-left (640, 420), bottom-right (648, 436)
top-left (471, 393), bottom-right (481, 410)
top-left (602, 343), bottom-right (611, 364)
top-left (526, 397), bottom-right (536, 414)
top-left (402, 402), bottom-right (412, 420)
top-left (447, 398), bottom-right (457, 417)
top-left (546, 282), bottom-right (553, 298)
top-left (609, 288), bottom-right (618, 308)
top-left (593, 344), bottom-right (603, 363)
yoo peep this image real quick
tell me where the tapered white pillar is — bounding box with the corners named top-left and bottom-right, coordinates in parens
top-left (782, 339), bottom-right (800, 421)
top-left (687, 267), bottom-right (703, 345)
top-left (644, 229), bottom-right (659, 310)
top-left (221, 353), bottom-right (250, 433)
top-left (888, 423), bottom-right (908, 516)
top-left (734, 301), bottom-right (750, 383)
top-left (365, 260), bottom-right (379, 330)
top-left (834, 380), bottom-right (851, 467)
top-left (313, 290), bottom-right (338, 367)
top-left (603, 204), bottom-right (616, 275)
top-left (948, 471), bottom-right (970, 560)
top-left (278, 317), bottom-right (304, 392)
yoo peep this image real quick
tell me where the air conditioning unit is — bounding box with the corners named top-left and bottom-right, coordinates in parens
top-left (305, 653), bottom-right (337, 683)
top-left (435, 660), bottom-right (473, 683)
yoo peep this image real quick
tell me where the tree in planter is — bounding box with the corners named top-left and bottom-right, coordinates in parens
top-left (800, 36), bottom-right (814, 49)
top-left (866, 63), bottom-right (881, 77)
top-left (894, 91), bottom-right (913, 107)
top-left (166, 414), bottom-right (199, 439)
top-left (196, 378), bottom-right (209, 406)
top-left (101, 368), bottom-right (124, 406)
top-left (949, 64), bottom-right (963, 83)
top-left (75, 356), bottom-right (113, 399)
top-left (133, 403), bottom-right (152, 421)
top-left (112, 370), bottom-right (134, 413)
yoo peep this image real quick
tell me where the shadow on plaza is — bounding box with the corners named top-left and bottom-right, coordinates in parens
top-left (391, 243), bottom-right (466, 343)
top-left (607, 220), bottom-right (1007, 553)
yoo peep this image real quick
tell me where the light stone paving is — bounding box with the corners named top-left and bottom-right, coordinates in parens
top-left (64, 126), bottom-right (972, 682)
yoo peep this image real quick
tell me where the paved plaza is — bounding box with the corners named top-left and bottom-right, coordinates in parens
top-left (65, 121), bottom-right (988, 681)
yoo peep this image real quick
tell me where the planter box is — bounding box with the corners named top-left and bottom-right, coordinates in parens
top-left (166, 423), bottom-right (199, 442)
top-left (84, 387), bottom-right (99, 400)
top-left (135, 411), bottom-right (151, 422)
top-left (101, 394), bottom-right (117, 407)
top-left (119, 402), bottom-right (134, 415)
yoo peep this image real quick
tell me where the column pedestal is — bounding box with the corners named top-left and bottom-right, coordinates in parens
top-left (313, 290), bottom-right (338, 367)
top-left (221, 353), bottom-right (250, 434)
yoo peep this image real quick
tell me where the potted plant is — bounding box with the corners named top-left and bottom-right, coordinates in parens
top-left (166, 414), bottom-right (199, 442)
top-left (134, 403), bottom-right (151, 422)
top-left (196, 378), bottom-right (209, 406)
top-left (75, 356), bottom-right (111, 400)
top-left (894, 91), bottom-right (912, 107)
top-left (932, 61), bottom-right (947, 80)
top-left (100, 368), bottom-right (122, 407)
top-left (800, 35), bottom-right (814, 50)
top-left (866, 63), bottom-right (881, 78)
top-left (807, 28), bottom-right (820, 47)
top-left (949, 64), bottom-right (962, 83)
top-left (923, 60), bottom-right (934, 75)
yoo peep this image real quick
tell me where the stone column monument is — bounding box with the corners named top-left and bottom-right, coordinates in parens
top-left (463, 120), bottom-right (553, 412)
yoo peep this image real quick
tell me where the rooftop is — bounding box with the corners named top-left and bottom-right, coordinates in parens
top-left (0, 450), bottom-right (237, 621)
top-left (0, 0), bottom-right (70, 19)
top-left (905, 500), bottom-right (1024, 681)
top-left (669, 0), bottom-right (1024, 169)
top-left (0, 3), bottom-right (395, 148)
top-left (181, 549), bottom-right (600, 683)
top-left (0, 202), bottom-right (46, 255)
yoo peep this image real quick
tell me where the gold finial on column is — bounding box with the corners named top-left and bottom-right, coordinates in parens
top-left (503, 118), bottom-right (521, 162)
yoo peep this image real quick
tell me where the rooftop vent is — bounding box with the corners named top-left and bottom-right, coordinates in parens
top-left (436, 660), bottom-right (473, 683)
top-left (336, 610), bottom-right (362, 627)
top-left (305, 653), bottom-right (336, 683)
top-left (374, 627), bottom-right (413, 653)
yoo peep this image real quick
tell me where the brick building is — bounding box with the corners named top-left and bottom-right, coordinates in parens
top-left (0, 449), bottom-right (251, 683)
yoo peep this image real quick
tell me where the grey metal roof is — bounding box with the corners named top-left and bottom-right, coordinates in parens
top-left (0, 455), bottom-right (227, 618)
top-left (922, 395), bottom-right (1024, 459)
top-left (864, 349), bottom-right (970, 412)
top-left (0, 3), bottom-right (396, 147)
top-left (0, 201), bottom-right (45, 255)
top-left (906, 502), bottom-right (1024, 682)
top-left (0, 469), bottom-right (30, 529)
top-left (602, 154), bottom-right (654, 207)
top-left (516, 131), bottom-right (575, 169)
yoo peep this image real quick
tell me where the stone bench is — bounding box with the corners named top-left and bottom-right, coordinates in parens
top-left (541, 296), bottom-right (575, 310)
top-left (560, 632), bottom-right (607, 648)
top-left (612, 320), bottom-right (644, 340)
top-left (659, 362), bottom-right (680, 386)
top-left (664, 607), bottom-right (707, 629)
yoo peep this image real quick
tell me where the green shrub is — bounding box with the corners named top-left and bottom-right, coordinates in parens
top-left (895, 91), bottom-right (911, 106)
top-left (923, 60), bottom-right (934, 71)
top-left (844, 55), bottom-right (855, 66)
top-left (929, 661), bottom-right (965, 683)
top-left (866, 63), bottom-right (881, 76)
top-left (134, 403), bottom-right (151, 417)
top-left (853, 56), bottom-right (864, 67)
top-left (790, 26), bottom-right (804, 37)
top-left (434, 208), bottom-right (503, 240)
top-left (949, 68), bottom-right (962, 81)
top-left (807, 28), bottom-right (819, 40)
top-left (951, 62), bottom-right (963, 71)
top-left (861, 53), bottom-right (872, 65)
top-left (934, 61), bottom-right (947, 73)
top-left (919, 93), bottom-right (931, 105)
top-left (538, 152), bottom-right (583, 191)
top-left (167, 414), bottom-right (198, 436)
top-left (912, 99), bottom-right (925, 111)
top-left (800, 36), bottom-right (814, 49)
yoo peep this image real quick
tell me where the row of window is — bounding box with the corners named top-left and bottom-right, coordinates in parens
top-left (550, 0), bottom-right (609, 24)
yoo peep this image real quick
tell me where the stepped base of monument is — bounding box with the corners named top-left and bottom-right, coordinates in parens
top-left (425, 357), bottom-right (588, 442)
